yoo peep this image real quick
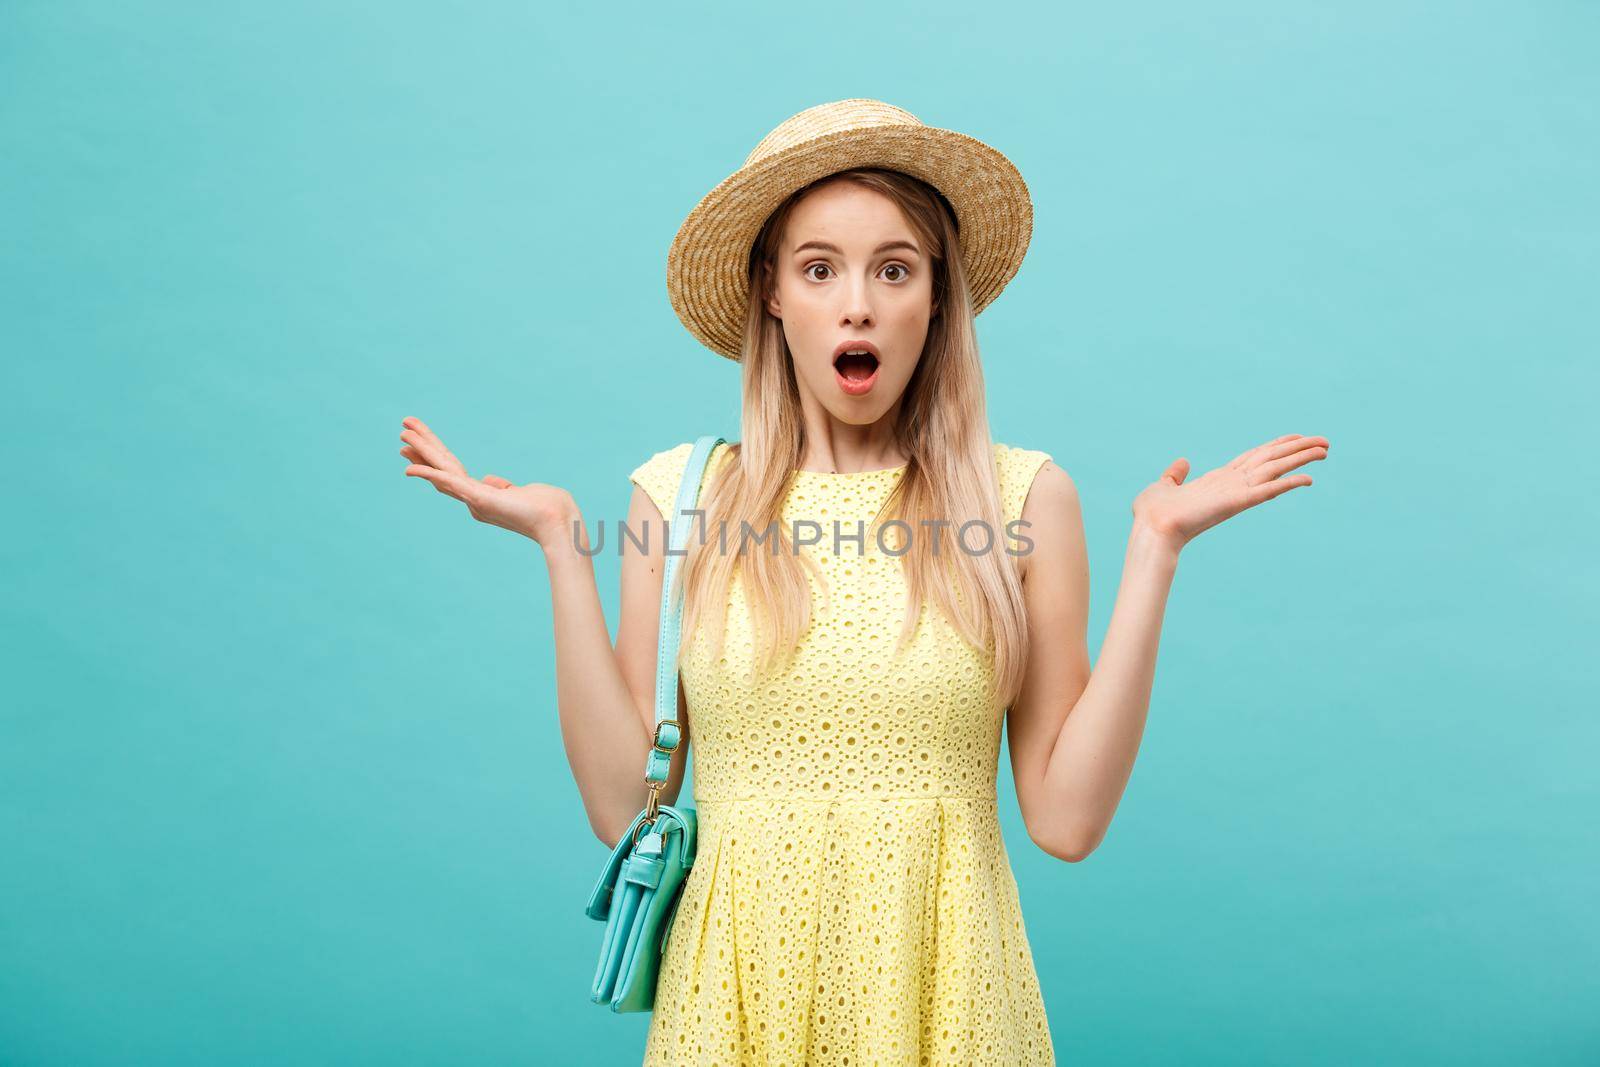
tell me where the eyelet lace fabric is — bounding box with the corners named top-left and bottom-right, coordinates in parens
top-left (627, 441), bottom-right (1056, 1066)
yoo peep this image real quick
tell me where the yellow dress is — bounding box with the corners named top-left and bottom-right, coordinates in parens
top-left (628, 440), bottom-right (1056, 1066)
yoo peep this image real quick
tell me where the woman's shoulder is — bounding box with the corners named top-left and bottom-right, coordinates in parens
top-left (991, 441), bottom-right (1060, 526)
top-left (628, 440), bottom-right (736, 519)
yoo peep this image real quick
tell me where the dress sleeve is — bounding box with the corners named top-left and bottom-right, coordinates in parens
top-left (628, 442), bottom-right (696, 520)
top-left (993, 442), bottom-right (1055, 529)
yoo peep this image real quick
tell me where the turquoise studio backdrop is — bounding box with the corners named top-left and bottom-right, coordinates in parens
top-left (3, 2), bottom-right (1595, 1064)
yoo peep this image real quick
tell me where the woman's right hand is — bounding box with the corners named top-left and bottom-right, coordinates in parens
top-left (399, 416), bottom-right (578, 546)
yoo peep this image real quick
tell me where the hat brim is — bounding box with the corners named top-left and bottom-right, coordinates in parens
top-left (666, 124), bottom-right (1033, 361)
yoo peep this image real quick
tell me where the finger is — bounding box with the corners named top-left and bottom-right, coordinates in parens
top-left (1247, 473), bottom-right (1313, 505)
top-left (1163, 458), bottom-right (1189, 485)
top-left (1252, 435), bottom-right (1329, 469)
top-left (400, 419), bottom-right (467, 476)
top-left (406, 415), bottom-right (464, 467)
top-left (403, 462), bottom-right (463, 498)
top-left (399, 428), bottom-right (465, 475)
top-left (404, 463), bottom-right (488, 507)
top-left (1252, 443), bottom-right (1328, 483)
top-left (400, 447), bottom-right (435, 470)
top-left (481, 474), bottom-right (514, 489)
top-left (1229, 434), bottom-right (1302, 469)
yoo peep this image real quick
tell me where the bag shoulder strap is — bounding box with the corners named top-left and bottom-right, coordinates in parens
top-left (643, 434), bottom-right (725, 789)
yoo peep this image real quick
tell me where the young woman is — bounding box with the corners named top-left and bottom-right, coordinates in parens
top-left (398, 99), bottom-right (1328, 1065)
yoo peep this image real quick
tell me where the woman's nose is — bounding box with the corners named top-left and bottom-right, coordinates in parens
top-left (839, 278), bottom-right (874, 326)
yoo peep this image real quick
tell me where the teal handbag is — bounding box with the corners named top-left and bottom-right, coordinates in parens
top-left (586, 434), bottom-right (725, 1013)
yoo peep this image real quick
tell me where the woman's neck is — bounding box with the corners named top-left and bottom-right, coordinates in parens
top-left (794, 399), bottom-right (907, 474)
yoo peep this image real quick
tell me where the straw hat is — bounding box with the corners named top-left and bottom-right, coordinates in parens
top-left (666, 98), bottom-right (1033, 362)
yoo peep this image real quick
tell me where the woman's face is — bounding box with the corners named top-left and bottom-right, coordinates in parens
top-left (764, 181), bottom-right (936, 425)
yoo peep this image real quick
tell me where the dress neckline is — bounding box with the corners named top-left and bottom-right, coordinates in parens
top-left (790, 462), bottom-right (909, 478)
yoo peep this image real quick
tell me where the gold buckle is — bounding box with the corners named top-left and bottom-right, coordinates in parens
top-left (651, 718), bottom-right (681, 752)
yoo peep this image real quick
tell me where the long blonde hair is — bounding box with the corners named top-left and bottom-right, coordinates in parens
top-left (673, 167), bottom-right (1032, 709)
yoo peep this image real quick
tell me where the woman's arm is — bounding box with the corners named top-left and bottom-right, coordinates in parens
top-left (1006, 472), bottom-right (1174, 863)
top-left (579, 489), bottom-right (697, 844)
top-left (398, 417), bottom-right (688, 849)
top-left (546, 486), bottom-right (693, 848)
top-left (1006, 434), bottom-right (1329, 862)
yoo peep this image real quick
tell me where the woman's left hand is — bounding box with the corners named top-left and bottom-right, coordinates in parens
top-left (1132, 433), bottom-right (1330, 552)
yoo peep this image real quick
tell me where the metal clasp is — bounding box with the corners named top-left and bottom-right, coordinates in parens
top-left (640, 717), bottom-right (682, 827)
top-left (631, 809), bottom-right (657, 847)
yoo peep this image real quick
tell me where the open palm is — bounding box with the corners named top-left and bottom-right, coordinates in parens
top-left (1133, 433), bottom-right (1330, 549)
top-left (398, 416), bottom-right (575, 544)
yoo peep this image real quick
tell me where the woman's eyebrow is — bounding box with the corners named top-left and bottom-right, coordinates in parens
top-left (792, 239), bottom-right (921, 257)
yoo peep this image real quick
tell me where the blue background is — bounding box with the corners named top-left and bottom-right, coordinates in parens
top-left (4, 2), bottom-right (1595, 1063)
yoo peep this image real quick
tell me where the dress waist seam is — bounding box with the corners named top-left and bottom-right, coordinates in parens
top-left (694, 792), bottom-right (999, 803)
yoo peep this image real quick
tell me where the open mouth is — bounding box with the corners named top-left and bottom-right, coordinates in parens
top-left (833, 350), bottom-right (880, 395)
top-left (833, 350), bottom-right (879, 380)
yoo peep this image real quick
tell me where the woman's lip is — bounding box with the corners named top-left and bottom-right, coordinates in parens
top-left (835, 363), bottom-right (879, 396)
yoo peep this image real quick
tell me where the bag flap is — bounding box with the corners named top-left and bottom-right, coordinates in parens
top-left (584, 810), bottom-right (649, 920)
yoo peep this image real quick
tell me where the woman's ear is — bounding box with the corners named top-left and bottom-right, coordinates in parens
top-left (765, 293), bottom-right (782, 319)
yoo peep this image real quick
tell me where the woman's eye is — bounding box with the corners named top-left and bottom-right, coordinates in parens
top-left (803, 262), bottom-right (909, 282)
